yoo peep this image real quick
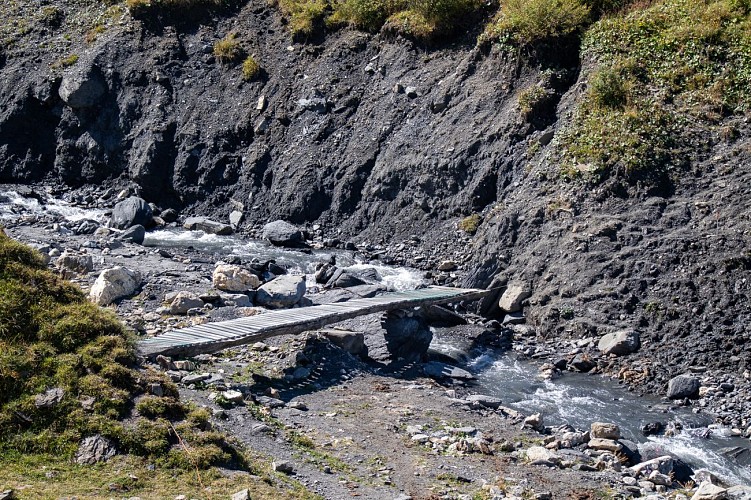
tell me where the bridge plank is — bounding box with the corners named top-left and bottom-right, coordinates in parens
top-left (137, 286), bottom-right (489, 358)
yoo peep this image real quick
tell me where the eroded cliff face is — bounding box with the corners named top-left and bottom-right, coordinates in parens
top-left (1, 0), bottom-right (750, 407)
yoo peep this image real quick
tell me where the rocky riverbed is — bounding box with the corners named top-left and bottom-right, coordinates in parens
top-left (2, 183), bottom-right (751, 498)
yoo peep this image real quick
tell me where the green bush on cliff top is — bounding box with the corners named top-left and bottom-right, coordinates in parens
top-left (0, 231), bottom-right (239, 468)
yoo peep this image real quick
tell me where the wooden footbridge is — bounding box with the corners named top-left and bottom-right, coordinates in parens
top-left (137, 286), bottom-right (489, 358)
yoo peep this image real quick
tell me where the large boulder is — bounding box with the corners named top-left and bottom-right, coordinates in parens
top-left (59, 66), bottom-right (106, 108)
top-left (667, 374), bottom-right (701, 399)
top-left (691, 482), bottom-right (728, 500)
top-left (111, 197), bottom-right (152, 230)
top-left (262, 220), bottom-right (304, 247)
top-left (598, 330), bottom-right (640, 356)
top-left (727, 485), bottom-right (751, 499)
top-left (183, 217), bottom-right (233, 235)
top-left (498, 283), bottom-right (531, 313)
top-left (117, 224), bottom-right (146, 245)
top-left (89, 267), bottom-right (141, 306)
top-left (255, 275), bottom-right (306, 308)
top-left (213, 264), bottom-right (260, 292)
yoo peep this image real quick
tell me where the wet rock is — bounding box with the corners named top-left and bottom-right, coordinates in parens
top-left (111, 197), bottom-right (153, 230)
top-left (75, 435), bottom-right (116, 464)
top-left (630, 455), bottom-right (693, 483)
top-left (641, 421), bottom-right (664, 436)
top-left (56, 251), bottom-right (94, 276)
top-left (213, 264), bottom-right (260, 292)
top-left (438, 260), bottom-right (458, 271)
top-left (118, 224), bottom-right (146, 244)
top-left (169, 291), bottom-right (204, 314)
top-left (325, 269), bottom-right (366, 288)
top-left (598, 330), bottom-right (640, 356)
top-left (262, 220), bottom-right (303, 247)
top-left (59, 65), bottom-right (106, 108)
top-left (691, 482), bottom-right (728, 500)
top-left (183, 217), bottom-right (232, 235)
top-left (590, 422), bottom-right (621, 440)
top-left (161, 208), bottom-right (178, 223)
top-left (569, 353), bottom-right (596, 372)
top-left (89, 267), bottom-right (141, 306)
top-left (255, 275), bottom-right (306, 308)
top-left (34, 387), bottom-right (64, 408)
top-left (498, 283), bottom-right (531, 313)
top-left (726, 485), bottom-right (751, 499)
top-left (423, 361), bottom-right (475, 380)
top-left (667, 374), bottom-right (701, 399)
top-left (321, 330), bottom-right (366, 355)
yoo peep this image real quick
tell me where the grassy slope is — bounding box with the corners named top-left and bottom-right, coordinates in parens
top-left (0, 231), bottom-right (316, 498)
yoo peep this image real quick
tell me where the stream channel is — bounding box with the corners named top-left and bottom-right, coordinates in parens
top-left (1, 189), bottom-right (750, 487)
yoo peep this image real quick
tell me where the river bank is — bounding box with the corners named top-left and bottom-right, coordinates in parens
top-left (1, 183), bottom-right (750, 497)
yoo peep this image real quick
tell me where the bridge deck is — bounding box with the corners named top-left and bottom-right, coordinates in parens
top-left (137, 286), bottom-right (489, 358)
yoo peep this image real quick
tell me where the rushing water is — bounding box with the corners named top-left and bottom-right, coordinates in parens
top-left (431, 335), bottom-right (751, 486)
top-left (3, 187), bottom-right (751, 486)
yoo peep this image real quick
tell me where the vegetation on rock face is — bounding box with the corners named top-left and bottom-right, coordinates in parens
top-left (558, 0), bottom-right (751, 193)
top-left (242, 55), bottom-right (261, 80)
top-left (0, 231), bottom-right (238, 469)
top-left (214, 32), bottom-right (244, 64)
top-left (482, 0), bottom-right (591, 46)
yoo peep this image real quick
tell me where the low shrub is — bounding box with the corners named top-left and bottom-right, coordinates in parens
top-left (458, 213), bottom-right (482, 234)
top-left (213, 33), bottom-right (243, 64)
top-left (274, 0), bottom-right (329, 37)
top-left (241, 55), bottom-right (261, 80)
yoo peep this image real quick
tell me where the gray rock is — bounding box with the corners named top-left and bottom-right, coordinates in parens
top-left (367, 314), bottom-right (432, 363)
top-left (229, 210), bottom-right (244, 229)
top-left (667, 374), bottom-right (701, 399)
top-left (588, 438), bottom-right (623, 452)
top-left (691, 482), bottom-right (728, 500)
top-left (169, 291), bottom-right (204, 314)
top-left (89, 266), bottom-right (141, 306)
top-left (56, 251), bottom-right (93, 276)
top-left (59, 65), bottom-right (106, 108)
top-left (111, 197), bottom-right (152, 230)
top-left (220, 292), bottom-right (252, 307)
top-left (262, 220), bottom-right (304, 247)
top-left (231, 489), bottom-right (250, 500)
top-left (465, 394), bottom-right (502, 409)
top-left (74, 219), bottom-right (100, 235)
top-left (523, 413), bottom-right (544, 431)
top-left (118, 224), bottom-right (146, 244)
top-left (726, 485), bottom-right (751, 499)
top-left (75, 435), bottom-right (116, 464)
top-left (321, 330), bottom-right (366, 355)
top-left (0, 490), bottom-right (14, 500)
top-left (182, 373), bottom-right (210, 384)
top-left (161, 208), bottom-right (178, 223)
top-left (272, 460), bottom-right (294, 474)
top-left (590, 422), bottom-right (621, 440)
top-left (325, 269), bottom-right (366, 288)
top-left (222, 390), bottom-right (244, 403)
top-left (437, 260), bottom-right (458, 271)
top-left (498, 283), bottom-right (532, 313)
top-left (213, 264), bottom-right (260, 292)
top-left (598, 330), bottom-right (640, 356)
top-left (423, 361), bottom-right (475, 380)
top-left (256, 275), bottom-right (306, 308)
top-left (525, 446), bottom-right (560, 466)
top-left (34, 387), bottom-right (64, 408)
top-left (183, 216), bottom-right (233, 235)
